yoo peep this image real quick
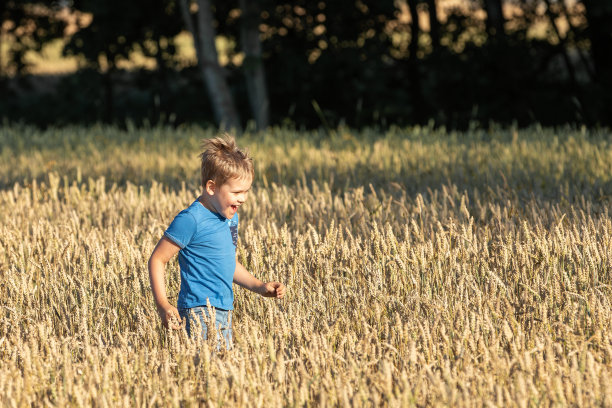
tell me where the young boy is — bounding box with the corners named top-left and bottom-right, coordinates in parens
top-left (148, 135), bottom-right (285, 346)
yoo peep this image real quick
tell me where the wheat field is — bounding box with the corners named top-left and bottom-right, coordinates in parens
top-left (1, 124), bottom-right (612, 407)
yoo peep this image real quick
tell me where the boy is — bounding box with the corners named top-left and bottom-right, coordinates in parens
top-left (148, 135), bottom-right (285, 346)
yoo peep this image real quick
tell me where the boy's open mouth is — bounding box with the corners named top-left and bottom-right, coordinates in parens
top-left (231, 205), bottom-right (238, 211)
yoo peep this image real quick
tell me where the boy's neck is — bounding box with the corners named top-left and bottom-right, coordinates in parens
top-left (198, 195), bottom-right (218, 215)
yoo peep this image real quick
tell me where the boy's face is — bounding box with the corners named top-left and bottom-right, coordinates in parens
top-left (205, 176), bottom-right (252, 219)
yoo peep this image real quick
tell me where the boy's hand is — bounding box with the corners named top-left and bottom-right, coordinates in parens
top-left (157, 302), bottom-right (182, 330)
top-left (233, 261), bottom-right (285, 298)
top-left (259, 281), bottom-right (286, 298)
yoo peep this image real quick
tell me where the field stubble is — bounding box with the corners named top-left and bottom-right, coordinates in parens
top-left (1, 125), bottom-right (612, 406)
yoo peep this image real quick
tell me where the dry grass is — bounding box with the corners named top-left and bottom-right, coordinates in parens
top-left (1, 125), bottom-right (612, 406)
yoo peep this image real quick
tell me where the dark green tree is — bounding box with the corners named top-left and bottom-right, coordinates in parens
top-left (255, 0), bottom-right (398, 127)
top-left (64, 0), bottom-right (183, 122)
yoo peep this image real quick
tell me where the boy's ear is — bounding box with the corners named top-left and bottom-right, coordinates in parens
top-left (204, 180), bottom-right (216, 195)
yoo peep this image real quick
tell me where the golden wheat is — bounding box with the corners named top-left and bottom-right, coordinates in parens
top-left (1, 125), bottom-right (612, 406)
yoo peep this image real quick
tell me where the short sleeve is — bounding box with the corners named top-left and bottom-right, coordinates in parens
top-left (164, 211), bottom-right (197, 249)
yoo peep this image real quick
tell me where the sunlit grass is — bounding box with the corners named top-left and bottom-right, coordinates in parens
top-left (1, 125), bottom-right (612, 406)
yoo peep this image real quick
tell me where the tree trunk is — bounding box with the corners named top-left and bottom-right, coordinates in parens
top-left (582, 0), bottom-right (612, 82)
top-left (103, 66), bottom-right (114, 123)
top-left (544, 0), bottom-right (578, 85)
top-left (179, 0), bottom-right (241, 130)
top-left (407, 0), bottom-right (426, 123)
top-left (0, 24), bottom-right (3, 79)
top-left (425, 0), bottom-right (440, 51)
top-left (155, 35), bottom-right (169, 124)
top-left (484, 0), bottom-right (505, 38)
top-left (558, 1), bottom-right (595, 81)
top-left (544, 0), bottom-right (590, 123)
top-left (239, 0), bottom-right (269, 130)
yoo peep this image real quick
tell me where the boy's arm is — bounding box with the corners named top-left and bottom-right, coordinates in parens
top-left (148, 237), bottom-right (182, 329)
top-left (233, 259), bottom-right (286, 298)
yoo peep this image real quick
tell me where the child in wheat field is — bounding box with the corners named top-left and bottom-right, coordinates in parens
top-left (148, 134), bottom-right (285, 347)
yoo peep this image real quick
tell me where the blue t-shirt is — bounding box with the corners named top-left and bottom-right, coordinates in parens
top-left (164, 200), bottom-right (239, 310)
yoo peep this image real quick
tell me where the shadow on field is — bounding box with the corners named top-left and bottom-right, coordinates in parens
top-left (1, 125), bottom-right (611, 209)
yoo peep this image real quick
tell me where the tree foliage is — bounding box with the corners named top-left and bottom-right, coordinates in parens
top-left (1, 0), bottom-right (610, 128)
top-left (0, 1), bottom-right (67, 75)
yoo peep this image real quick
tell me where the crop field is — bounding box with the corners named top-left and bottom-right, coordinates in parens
top-left (1, 125), bottom-right (612, 406)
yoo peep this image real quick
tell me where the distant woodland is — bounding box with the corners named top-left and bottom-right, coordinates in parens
top-left (1, 0), bottom-right (611, 129)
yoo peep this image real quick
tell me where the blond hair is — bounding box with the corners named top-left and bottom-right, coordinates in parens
top-left (199, 134), bottom-right (254, 188)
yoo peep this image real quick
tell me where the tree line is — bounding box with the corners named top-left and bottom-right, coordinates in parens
top-left (1, 0), bottom-right (611, 129)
